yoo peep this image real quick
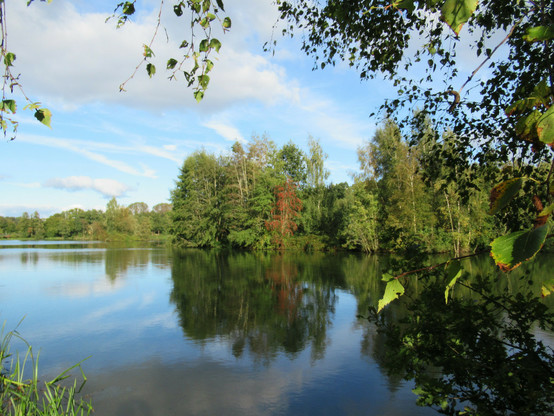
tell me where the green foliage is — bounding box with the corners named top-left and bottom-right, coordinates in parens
top-left (111, 0), bottom-right (232, 101)
top-left (341, 182), bottom-right (379, 253)
top-left (34, 108), bottom-right (52, 128)
top-left (440, 0), bottom-right (478, 36)
top-left (377, 274), bottom-right (404, 313)
top-left (523, 24), bottom-right (554, 43)
top-left (488, 178), bottom-right (523, 215)
top-left (370, 269), bottom-right (554, 415)
top-left (490, 225), bottom-right (549, 272)
top-left (1, 321), bottom-right (93, 415)
top-left (0, 3), bottom-right (51, 139)
top-left (537, 105), bottom-right (554, 144)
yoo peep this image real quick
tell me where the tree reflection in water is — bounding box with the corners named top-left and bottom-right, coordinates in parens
top-left (169, 249), bottom-right (339, 364)
top-left (366, 254), bottom-right (554, 415)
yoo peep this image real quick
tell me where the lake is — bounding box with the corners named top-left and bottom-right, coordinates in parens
top-left (0, 241), bottom-right (551, 415)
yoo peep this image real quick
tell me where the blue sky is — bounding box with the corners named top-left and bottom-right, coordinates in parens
top-left (0, 0), bottom-right (493, 218)
top-left (0, 0), bottom-right (390, 218)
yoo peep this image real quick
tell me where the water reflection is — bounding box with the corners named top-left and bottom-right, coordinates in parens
top-left (1, 243), bottom-right (551, 415)
top-left (170, 250), bottom-right (339, 364)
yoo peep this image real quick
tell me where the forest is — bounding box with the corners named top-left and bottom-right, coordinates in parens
top-left (0, 200), bottom-right (172, 241)
top-left (2, 117), bottom-right (551, 256)
top-left (170, 117), bottom-right (526, 254)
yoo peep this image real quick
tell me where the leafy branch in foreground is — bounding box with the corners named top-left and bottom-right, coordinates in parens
top-left (1, 321), bottom-right (93, 416)
top-left (111, 0), bottom-right (232, 102)
top-left (0, 0), bottom-right (52, 140)
top-left (370, 267), bottom-right (554, 415)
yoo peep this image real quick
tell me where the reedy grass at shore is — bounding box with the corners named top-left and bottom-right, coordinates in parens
top-left (1, 321), bottom-right (93, 416)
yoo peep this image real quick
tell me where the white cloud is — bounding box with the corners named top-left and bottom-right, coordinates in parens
top-left (203, 119), bottom-right (245, 143)
top-left (44, 176), bottom-right (130, 197)
top-left (6, 0), bottom-right (295, 112)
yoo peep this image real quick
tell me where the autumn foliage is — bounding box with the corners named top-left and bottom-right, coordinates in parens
top-left (265, 179), bottom-right (303, 249)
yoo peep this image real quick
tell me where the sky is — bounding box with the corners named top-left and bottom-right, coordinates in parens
top-left (0, 0), bottom-right (491, 218)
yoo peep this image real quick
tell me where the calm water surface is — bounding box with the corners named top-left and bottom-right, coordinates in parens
top-left (1, 241), bottom-right (551, 415)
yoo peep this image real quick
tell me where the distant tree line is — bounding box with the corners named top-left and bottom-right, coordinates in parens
top-left (170, 118), bottom-right (534, 254)
top-left (0, 200), bottom-right (172, 241)
top-left (4, 118), bottom-right (546, 252)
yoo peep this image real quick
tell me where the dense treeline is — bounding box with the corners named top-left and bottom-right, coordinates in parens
top-left (3, 118), bottom-right (541, 252)
top-left (170, 119), bottom-right (515, 254)
top-left (0, 200), bottom-right (172, 241)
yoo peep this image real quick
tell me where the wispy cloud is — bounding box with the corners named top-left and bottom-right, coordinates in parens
top-left (44, 176), bottom-right (130, 198)
top-left (203, 119), bottom-right (246, 143)
top-left (19, 134), bottom-right (158, 178)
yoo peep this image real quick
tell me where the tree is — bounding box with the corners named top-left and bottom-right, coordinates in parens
top-left (306, 136), bottom-right (329, 189)
top-left (104, 197), bottom-right (135, 235)
top-left (302, 136), bottom-right (330, 234)
top-left (277, 141), bottom-right (308, 186)
top-left (128, 202), bottom-right (149, 216)
top-left (273, 1), bottom-right (554, 412)
top-left (17, 212), bottom-right (31, 238)
top-left (341, 182), bottom-right (379, 253)
top-left (265, 178), bottom-right (303, 249)
top-left (171, 150), bottom-right (225, 247)
top-left (151, 203), bottom-right (172, 235)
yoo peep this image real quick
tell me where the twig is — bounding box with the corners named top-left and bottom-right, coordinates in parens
top-left (119, 0), bottom-right (165, 92)
top-left (394, 251), bottom-right (487, 280)
top-left (546, 158), bottom-right (554, 203)
top-left (448, 14), bottom-right (527, 111)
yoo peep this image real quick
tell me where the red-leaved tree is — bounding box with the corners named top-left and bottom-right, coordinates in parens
top-left (265, 178), bottom-right (302, 249)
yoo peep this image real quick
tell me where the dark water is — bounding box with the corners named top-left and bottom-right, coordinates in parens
top-left (0, 241), bottom-right (551, 415)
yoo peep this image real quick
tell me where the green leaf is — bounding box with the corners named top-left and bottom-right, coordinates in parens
top-left (200, 17), bottom-right (210, 28)
top-left (515, 110), bottom-right (541, 140)
top-left (539, 202), bottom-right (554, 217)
top-left (198, 74), bottom-right (210, 89)
top-left (1, 99), bottom-right (17, 114)
top-left (444, 260), bottom-right (462, 304)
top-left (4, 52), bottom-right (16, 67)
top-left (536, 105), bottom-right (554, 145)
top-left (216, 0), bottom-right (225, 11)
top-left (23, 101), bottom-right (41, 111)
top-left (441, 0), bottom-right (478, 36)
top-left (173, 4), bottom-right (183, 16)
top-left (488, 178), bottom-right (523, 214)
top-left (378, 273), bottom-right (405, 312)
top-left (222, 17), bottom-right (232, 29)
top-left (206, 13), bottom-right (216, 21)
top-left (166, 58), bottom-right (178, 70)
top-left (210, 38), bottom-right (222, 53)
top-left (541, 278), bottom-right (554, 297)
top-left (393, 0), bottom-right (415, 13)
top-left (180, 40), bottom-right (189, 49)
top-left (523, 25), bottom-right (554, 42)
top-left (194, 90), bottom-right (204, 103)
top-left (146, 63), bottom-right (156, 78)
top-left (34, 108), bottom-right (52, 128)
top-left (205, 59), bottom-right (214, 73)
top-left (122, 2), bottom-right (135, 15)
top-left (199, 39), bottom-right (210, 52)
top-left (490, 225), bottom-right (549, 272)
top-left (143, 45), bottom-right (154, 58)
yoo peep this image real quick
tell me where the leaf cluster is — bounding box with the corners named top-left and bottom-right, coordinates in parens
top-left (111, 0), bottom-right (231, 102)
top-left (371, 269), bottom-right (554, 415)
